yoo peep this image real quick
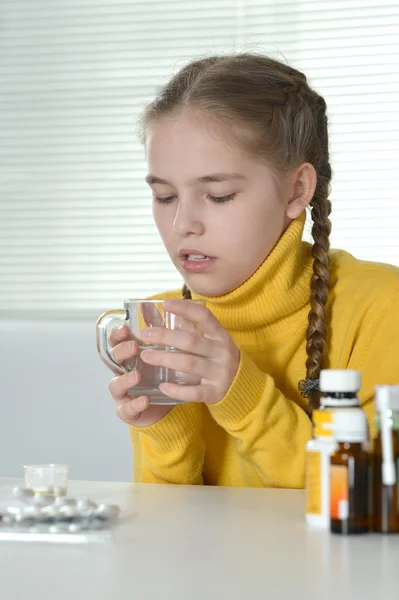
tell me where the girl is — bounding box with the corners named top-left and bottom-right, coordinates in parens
top-left (107, 54), bottom-right (399, 488)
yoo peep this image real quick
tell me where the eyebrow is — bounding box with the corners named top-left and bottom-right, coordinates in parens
top-left (145, 172), bottom-right (247, 185)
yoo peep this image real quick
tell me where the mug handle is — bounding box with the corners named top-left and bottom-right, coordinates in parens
top-left (96, 309), bottom-right (128, 375)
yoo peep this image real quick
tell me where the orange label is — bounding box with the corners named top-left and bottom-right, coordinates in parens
top-left (313, 410), bottom-right (334, 437)
top-left (330, 465), bottom-right (349, 520)
top-left (306, 451), bottom-right (321, 515)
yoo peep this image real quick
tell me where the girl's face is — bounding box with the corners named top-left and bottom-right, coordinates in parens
top-left (146, 111), bottom-right (297, 297)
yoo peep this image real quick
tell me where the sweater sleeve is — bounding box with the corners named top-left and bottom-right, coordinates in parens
top-left (208, 351), bottom-right (312, 488)
top-left (129, 402), bottom-right (205, 485)
top-left (208, 290), bottom-right (399, 489)
top-left (348, 290), bottom-right (399, 438)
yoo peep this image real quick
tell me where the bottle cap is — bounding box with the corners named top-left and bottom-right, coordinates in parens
top-left (375, 385), bottom-right (399, 412)
top-left (333, 409), bottom-right (368, 443)
top-left (320, 369), bottom-right (361, 393)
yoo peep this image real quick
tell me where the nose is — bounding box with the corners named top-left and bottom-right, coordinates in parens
top-left (172, 198), bottom-right (205, 237)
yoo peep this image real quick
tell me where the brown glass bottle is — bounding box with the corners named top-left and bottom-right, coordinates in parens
top-left (329, 408), bottom-right (370, 535)
top-left (373, 426), bottom-right (399, 533)
top-left (330, 442), bottom-right (369, 534)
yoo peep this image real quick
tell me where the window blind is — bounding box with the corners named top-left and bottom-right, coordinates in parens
top-left (0, 0), bottom-right (398, 315)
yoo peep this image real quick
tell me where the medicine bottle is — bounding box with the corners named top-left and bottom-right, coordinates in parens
top-left (373, 385), bottom-right (399, 533)
top-left (330, 409), bottom-right (369, 535)
top-left (306, 369), bottom-right (363, 527)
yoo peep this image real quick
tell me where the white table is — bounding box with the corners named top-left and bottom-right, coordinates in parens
top-left (0, 478), bottom-right (398, 600)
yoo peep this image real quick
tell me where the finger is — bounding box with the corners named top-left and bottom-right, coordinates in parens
top-left (159, 382), bottom-right (215, 403)
top-left (116, 395), bottom-right (150, 424)
top-left (108, 324), bottom-right (133, 347)
top-left (164, 309), bottom-right (197, 333)
top-left (109, 370), bottom-right (141, 402)
top-left (140, 301), bottom-right (164, 327)
top-left (110, 340), bottom-right (139, 365)
top-left (140, 326), bottom-right (218, 358)
top-left (140, 348), bottom-right (220, 380)
top-left (163, 298), bottom-right (226, 340)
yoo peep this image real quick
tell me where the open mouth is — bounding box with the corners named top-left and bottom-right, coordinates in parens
top-left (183, 254), bottom-right (213, 261)
top-left (178, 251), bottom-right (216, 272)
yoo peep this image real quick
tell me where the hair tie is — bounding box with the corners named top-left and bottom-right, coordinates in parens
top-left (298, 378), bottom-right (320, 398)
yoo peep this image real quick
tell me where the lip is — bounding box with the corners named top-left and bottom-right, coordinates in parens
top-left (178, 248), bottom-right (215, 259)
top-left (179, 257), bottom-right (216, 273)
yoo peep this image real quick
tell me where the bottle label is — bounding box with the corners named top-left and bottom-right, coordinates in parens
top-left (313, 410), bottom-right (334, 437)
top-left (330, 465), bottom-right (349, 520)
top-left (306, 451), bottom-right (321, 515)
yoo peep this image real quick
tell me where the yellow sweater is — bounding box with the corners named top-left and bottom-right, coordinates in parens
top-left (130, 214), bottom-right (399, 488)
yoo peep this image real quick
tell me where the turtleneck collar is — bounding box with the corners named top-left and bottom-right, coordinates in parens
top-left (192, 212), bottom-right (314, 334)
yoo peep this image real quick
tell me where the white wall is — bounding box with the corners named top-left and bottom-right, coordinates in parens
top-left (0, 318), bottom-right (132, 481)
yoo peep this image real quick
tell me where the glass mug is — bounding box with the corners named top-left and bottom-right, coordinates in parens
top-left (96, 299), bottom-right (205, 405)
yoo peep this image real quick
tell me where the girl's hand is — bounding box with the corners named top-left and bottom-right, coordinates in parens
top-left (140, 298), bottom-right (240, 404)
top-left (106, 325), bottom-right (174, 428)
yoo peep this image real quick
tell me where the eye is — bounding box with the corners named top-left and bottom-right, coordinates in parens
top-left (154, 195), bottom-right (176, 204)
top-left (208, 193), bottom-right (237, 204)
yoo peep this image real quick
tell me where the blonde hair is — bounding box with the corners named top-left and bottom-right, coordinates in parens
top-left (140, 54), bottom-right (332, 410)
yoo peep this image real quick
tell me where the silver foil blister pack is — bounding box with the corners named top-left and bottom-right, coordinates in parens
top-left (0, 486), bottom-right (120, 543)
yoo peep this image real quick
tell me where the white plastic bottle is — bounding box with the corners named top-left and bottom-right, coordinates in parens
top-left (306, 409), bottom-right (336, 527)
top-left (305, 369), bottom-right (364, 528)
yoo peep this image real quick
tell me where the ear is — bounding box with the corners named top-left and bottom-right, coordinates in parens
top-left (285, 162), bottom-right (317, 219)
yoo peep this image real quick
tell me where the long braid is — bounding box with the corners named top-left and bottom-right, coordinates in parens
top-left (304, 96), bottom-right (332, 411)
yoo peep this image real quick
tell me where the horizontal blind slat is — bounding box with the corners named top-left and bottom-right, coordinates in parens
top-left (0, 0), bottom-right (398, 312)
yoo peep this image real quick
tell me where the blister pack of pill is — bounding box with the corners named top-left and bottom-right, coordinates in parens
top-left (0, 486), bottom-right (120, 544)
